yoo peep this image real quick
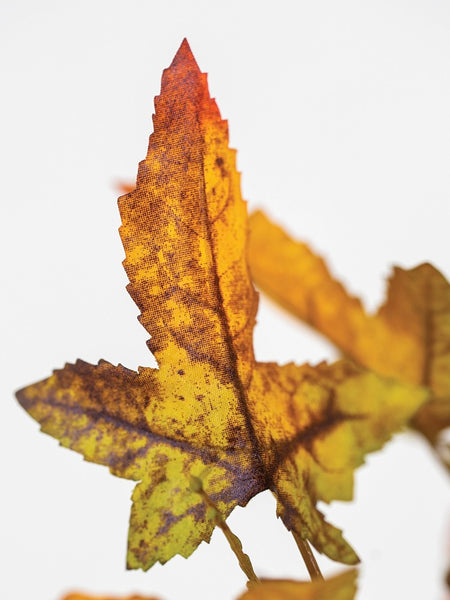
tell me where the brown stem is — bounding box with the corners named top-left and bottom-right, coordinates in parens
top-left (190, 476), bottom-right (259, 585)
top-left (292, 532), bottom-right (324, 581)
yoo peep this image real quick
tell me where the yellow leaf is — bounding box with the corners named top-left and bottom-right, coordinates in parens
top-left (238, 570), bottom-right (357, 600)
top-left (248, 210), bottom-right (449, 454)
top-left (16, 40), bottom-right (427, 571)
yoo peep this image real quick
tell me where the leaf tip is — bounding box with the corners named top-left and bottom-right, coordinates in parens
top-left (15, 384), bottom-right (31, 412)
top-left (170, 38), bottom-right (200, 73)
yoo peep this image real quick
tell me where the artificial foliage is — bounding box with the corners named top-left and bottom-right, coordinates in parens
top-left (15, 39), bottom-right (447, 599)
top-left (248, 210), bottom-right (450, 464)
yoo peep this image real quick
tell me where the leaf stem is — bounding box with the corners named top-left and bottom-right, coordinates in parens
top-left (292, 532), bottom-right (324, 581)
top-left (190, 476), bottom-right (259, 585)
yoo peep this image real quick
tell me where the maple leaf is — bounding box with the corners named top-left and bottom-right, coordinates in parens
top-left (248, 210), bottom-right (450, 460)
top-left (238, 570), bottom-right (357, 600)
top-left (16, 40), bottom-right (426, 570)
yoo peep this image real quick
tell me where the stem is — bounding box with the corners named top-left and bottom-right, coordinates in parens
top-left (190, 476), bottom-right (259, 585)
top-left (292, 532), bottom-right (324, 581)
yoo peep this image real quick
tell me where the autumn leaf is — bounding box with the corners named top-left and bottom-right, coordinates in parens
top-left (248, 210), bottom-right (450, 457)
top-left (239, 570), bottom-right (357, 600)
top-left (16, 39), bottom-right (426, 571)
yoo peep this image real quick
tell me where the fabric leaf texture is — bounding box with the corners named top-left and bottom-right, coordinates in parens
top-left (16, 40), bottom-right (426, 571)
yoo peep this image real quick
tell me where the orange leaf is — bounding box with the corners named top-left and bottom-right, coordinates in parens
top-left (238, 570), bottom-right (357, 600)
top-left (16, 40), bottom-right (426, 571)
top-left (248, 210), bottom-right (449, 455)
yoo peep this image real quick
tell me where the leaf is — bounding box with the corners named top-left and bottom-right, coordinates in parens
top-left (238, 570), bottom-right (357, 600)
top-left (16, 39), bottom-right (426, 571)
top-left (248, 210), bottom-right (450, 455)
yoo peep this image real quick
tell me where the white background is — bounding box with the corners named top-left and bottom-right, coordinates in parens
top-left (1, 1), bottom-right (449, 599)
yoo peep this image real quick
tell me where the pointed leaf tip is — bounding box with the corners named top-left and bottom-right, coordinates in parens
top-left (170, 38), bottom-right (200, 72)
top-left (159, 38), bottom-right (208, 108)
